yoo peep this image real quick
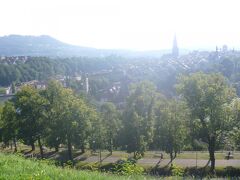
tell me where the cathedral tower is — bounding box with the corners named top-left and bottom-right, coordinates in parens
top-left (172, 34), bottom-right (179, 58)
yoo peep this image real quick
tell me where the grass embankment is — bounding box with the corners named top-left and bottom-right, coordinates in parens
top-left (1, 152), bottom-right (240, 179)
top-left (0, 153), bottom-right (155, 180)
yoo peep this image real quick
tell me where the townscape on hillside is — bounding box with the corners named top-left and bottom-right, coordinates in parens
top-left (1, 35), bottom-right (240, 178)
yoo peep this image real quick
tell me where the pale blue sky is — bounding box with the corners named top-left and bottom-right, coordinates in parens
top-left (0, 0), bottom-right (240, 50)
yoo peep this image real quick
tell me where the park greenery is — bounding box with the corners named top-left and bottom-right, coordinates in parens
top-left (1, 53), bottom-right (240, 178)
top-left (1, 71), bottom-right (240, 177)
top-left (0, 153), bottom-right (154, 180)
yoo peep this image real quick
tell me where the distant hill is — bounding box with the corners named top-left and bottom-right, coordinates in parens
top-left (0, 35), bottom-right (188, 57)
top-left (0, 35), bottom-right (100, 57)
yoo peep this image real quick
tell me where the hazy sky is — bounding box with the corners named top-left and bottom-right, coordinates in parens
top-left (0, 0), bottom-right (240, 50)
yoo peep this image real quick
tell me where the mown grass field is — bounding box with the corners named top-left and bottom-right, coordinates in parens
top-left (0, 153), bottom-right (156, 180)
top-left (91, 150), bottom-right (240, 160)
top-left (6, 143), bottom-right (240, 160)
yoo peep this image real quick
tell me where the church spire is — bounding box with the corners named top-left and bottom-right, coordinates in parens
top-left (172, 34), bottom-right (179, 58)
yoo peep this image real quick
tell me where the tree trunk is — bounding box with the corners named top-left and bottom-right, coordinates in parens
top-left (54, 145), bottom-right (59, 152)
top-left (30, 140), bottom-right (35, 151)
top-left (99, 148), bottom-right (102, 165)
top-left (109, 138), bottom-right (113, 155)
top-left (38, 137), bottom-right (44, 159)
top-left (13, 138), bottom-right (17, 152)
top-left (170, 152), bottom-right (173, 166)
top-left (67, 134), bottom-right (73, 162)
top-left (133, 151), bottom-right (136, 159)
top-left (81, 144), bottom-right (85, 154)
top-left (208, 135), bottom-right (216, 173)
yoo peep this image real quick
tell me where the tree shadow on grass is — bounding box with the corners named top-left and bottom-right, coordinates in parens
top-left (100, 152), bottom-right (112, 163)
top-left (43, 151), bottom-right (58, 158)
top-left (154, 158), bottom-right (163, 168)
top-left (162, 156), bottom-right (176, 168)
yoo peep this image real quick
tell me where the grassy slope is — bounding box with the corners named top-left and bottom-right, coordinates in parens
top-left (0, 153), bottom-right (154, 180)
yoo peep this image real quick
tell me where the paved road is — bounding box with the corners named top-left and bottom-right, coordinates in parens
top-left (82, 156), bottom-right (240, 167)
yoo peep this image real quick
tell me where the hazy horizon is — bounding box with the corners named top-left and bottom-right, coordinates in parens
top-left (1, 0), bottom-right (240, 51)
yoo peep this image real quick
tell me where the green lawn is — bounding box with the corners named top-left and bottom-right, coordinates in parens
top-left (3, 144), bottom-right (240, 161)
top-left (98, 150), bottom-right (240, 160)
top-left (177, 151), bottom-right (240, 160)
top-left (0, 153), bottom-right (156, 180)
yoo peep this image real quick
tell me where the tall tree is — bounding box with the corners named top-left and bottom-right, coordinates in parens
top-left (1, 101), bottom-right (18, 151)
top-left (177, 72), bottom-right (235, 172)
top-left (42, 81), bottom-right (66, 152)
top-left (68, 97), bottom-right (97, 156)
top-left (228, 98), bottom-right (240, 150)
top-left (100, 102), bottom-right (121, 154)
top-left (43, 81), bottom-right (96, 161)
top-left (154, 99), bottom-right (188, 164)
top-left (123, 81), bottom-right (157, 158)
top-left (15, 86), bottom-right (48, 158)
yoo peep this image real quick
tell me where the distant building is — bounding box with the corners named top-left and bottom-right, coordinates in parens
top-left (35, 81), bottom-right (47, 90)
top-left (222, 45), bottom-right (228, 53)
top-left (5, 87), bottom-right (11, 95)
top-left (20, 80), bottom-right (47, 90)
top-left (0, 86), bottom-right (12, 95)
top-left (73, 76), bottom-right (81, 81)
top-left (172, 34), bottom-right (179, 58)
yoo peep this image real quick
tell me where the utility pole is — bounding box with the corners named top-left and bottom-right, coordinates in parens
top-left (98, 127), bottom-right (102, 168)
top-left (196, 151), bottom-right (198, 168)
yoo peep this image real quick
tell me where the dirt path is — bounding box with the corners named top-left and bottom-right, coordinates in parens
top-left (83, 156), bottom-right (240, 167)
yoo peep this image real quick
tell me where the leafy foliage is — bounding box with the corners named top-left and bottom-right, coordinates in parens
top-left (122, 81), bottom-right (157, 157)
top-left (113, 159), bottom-right (144, 175)
top-left (154, 99), bottom-right (189, 161)
top-left (170, 164), bottom-right (184, 177)
top-left (0, 153), bottom-right (151, 180)
top-left (177, 72), bottom-right (236, 172)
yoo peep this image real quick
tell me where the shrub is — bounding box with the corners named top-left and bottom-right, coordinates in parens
top-left (100, 163), bottom-right (115, 172)
top-left (149, 166), bottom-right (171, 176)
top-left (76, 161), bottom-right (99, 171)
top-left (216, 166), bottom-right (240, 177)
top-left (170, 164), bottom-right (184, 176)
top-left (63, 160), bottom-right (74, 168)
top-left (112, 158), bottom-right (144, 175)
top-left (170, 164), bottom-right (184, 177)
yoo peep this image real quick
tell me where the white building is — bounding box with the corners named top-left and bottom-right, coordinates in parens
top-left (5, 87), bottom-right (11, 95)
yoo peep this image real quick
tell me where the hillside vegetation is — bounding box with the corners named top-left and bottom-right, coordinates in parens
top-left (0, 153), bottom-right (153, 180)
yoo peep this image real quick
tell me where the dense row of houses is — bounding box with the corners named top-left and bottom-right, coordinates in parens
top-left (0, 74), bottom-right (88, 96)
top-left (0, 56), bottom-right (29, 64)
